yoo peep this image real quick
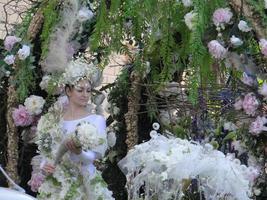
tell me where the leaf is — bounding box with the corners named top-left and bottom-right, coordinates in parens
top-left (223, 131), bottom-right (237, 142)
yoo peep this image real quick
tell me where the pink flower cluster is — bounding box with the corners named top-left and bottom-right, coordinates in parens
top-left (4, 35), bottom-right (21, 51)
top-left (234, 93), bottom-right (259, 116)
top-left (242, 93), bottom-right (259, 116)
top-left (12, 105), bottom-right (33, 127)
top-left (208, 40), bottom-right (227, 59)
top-left (249, 116), bottom-right (267, 135)
top-left (259, 39), bottom-right (267, 57)
top-left (27, 172), bottom-right (45, 192)
top-left (212, 8), bottom-right (233, 27)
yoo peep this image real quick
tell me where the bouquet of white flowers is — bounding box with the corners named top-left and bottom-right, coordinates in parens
top-left (55, 121), bottom-right (105, 165)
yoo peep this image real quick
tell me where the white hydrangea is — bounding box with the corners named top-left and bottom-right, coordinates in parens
top-left (184, 11), bottom-right (197, 30)
top-left (230, 35), bottom-right (243, 47)
top-left (78, 7), bottom-right (94, 22)
top-left (17, 45), bottom-right (30, 60)
top-left (60, 59), bottom-right (99, 86)
top-left (182, 0), bottom-right (192, 7)
top-left (39, 75), bottom-right (51, 90)
top-left (4, 55), bottom-right (15, 65)
top-left (75, 122), bottom-right (105, 150)
top-left (24, 95), bottom-right (45, 115)
top-left (238, 20), bottom-right (252, 32)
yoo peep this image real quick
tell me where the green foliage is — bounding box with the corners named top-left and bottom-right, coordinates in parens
top-left (40, 0), bottom-right (61, 58)
top-left (14, 9), bottom-right (35, 39)
top-left (14, 56), bottom-right (36, 103)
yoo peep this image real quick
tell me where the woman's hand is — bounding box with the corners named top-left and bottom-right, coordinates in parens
top-left (42, 163), bottom-right (56, 175)
top-left (66, 139), bottom-right (82, 155)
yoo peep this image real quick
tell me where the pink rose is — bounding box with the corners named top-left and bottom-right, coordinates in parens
top-left (212, 8), bottom-right (233, 27)
top-left (4, 36), bottom-right (21, 51)
top-left (234, 97), bottom-right (243, 110)
top-left (12, 105), bottom-right (33, 127)
top-left (259, 39), bottom-right (267, 57)
top-left (28, 172), bottom-right (45, 192)
top-left (242, 93), bottom-right (259, 116)
top-left (249, 116), bottom-right (267, 135)
top-left (208, 40), bottom-right (227, 59)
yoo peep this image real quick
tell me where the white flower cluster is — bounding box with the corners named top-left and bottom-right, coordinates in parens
top-left (74, 121), bottom-right (105, 150)
top-left (119, 134), bottom-right (257, 200)
top-left (24, 95), bottom-right (45, 115)
top-left (58, 59), bottom-right (100, 87)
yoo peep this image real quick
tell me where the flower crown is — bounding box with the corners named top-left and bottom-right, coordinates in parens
top-left (58, 59), bottom-right (102, 88)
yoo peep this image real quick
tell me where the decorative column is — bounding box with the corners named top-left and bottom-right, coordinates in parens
top-left (125, 72), bottom-right (141, 151)
top-left (6, 76), bottom-right (19, 184)
top-left (229, 0), bottom-right (267, 38)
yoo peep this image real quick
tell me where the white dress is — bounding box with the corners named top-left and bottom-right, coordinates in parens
top-left (33, 111), bottom-right (114, 200)
top-left (62, 114), bottom-right (107, 177)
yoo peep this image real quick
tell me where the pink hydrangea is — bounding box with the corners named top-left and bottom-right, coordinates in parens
top-left (208, 40), bottom-right (227, 59)
top-left (249, 116), bottom-right (267, 135)
top-left (234, 97), bottom-right (243, 110)
top-left (259, 39), bottom-right (267, 57)
top-left (242, 93), bottom-right (259, 116)
top-left (212, 8), bottom-right (233, 27)
top-left (12, 105), bottom-right (33, 127)
top-left (28, 172), bottom-right (45, 192)
top-left (4, 36), bottom-right (21, 51)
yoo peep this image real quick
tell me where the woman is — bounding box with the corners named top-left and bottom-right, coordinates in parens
top-left (28, 60), bottom-right (114, 200)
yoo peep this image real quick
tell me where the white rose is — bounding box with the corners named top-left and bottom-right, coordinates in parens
top-left (78, 7), bottom-right (94, 22)
top-left (265, 0), bottom-right (267, 9)
top-left (230, 35), bottom-right (243, 47)
top-left (184, 11), bottom-right (197, 30)
top-left (4, 55), bottom-right (15, 65)
top-left (238, 20), bottom-right (252, 32)
top-left (24, 95), bottom-right (45, 115)
top-left (17, 45), bottom-right (30, 60)
top-left (39, 75), bottom-right (51, 90)
top-left (107, 131), bottom-right (116, 148)
top-left (182, 0), bottom-right (192, 7)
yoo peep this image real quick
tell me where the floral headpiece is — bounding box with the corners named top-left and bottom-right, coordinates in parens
top-left (58, 59), bottom-right (102, 88)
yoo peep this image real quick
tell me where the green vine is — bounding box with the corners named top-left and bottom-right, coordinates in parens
top-left (14, 56), bottom-right (36, 103)
top-left (40, 0), bottom-right (61, 58)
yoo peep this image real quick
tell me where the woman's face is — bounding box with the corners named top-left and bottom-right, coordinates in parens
top-left (66, 79), bottom-right (91, 107)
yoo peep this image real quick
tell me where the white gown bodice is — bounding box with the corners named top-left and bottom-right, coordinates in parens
top-left (62, 114), bottom-right (107, 176)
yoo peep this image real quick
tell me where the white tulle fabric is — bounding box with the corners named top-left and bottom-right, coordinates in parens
top-left (63, 114), bottom-right (108, 176)
top-left (118, 134), bottom-right (255, 200)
